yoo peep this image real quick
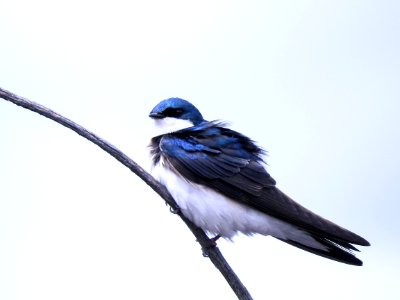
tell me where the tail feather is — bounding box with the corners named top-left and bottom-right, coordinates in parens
top-left (277, 234), bottom-right (364, 266)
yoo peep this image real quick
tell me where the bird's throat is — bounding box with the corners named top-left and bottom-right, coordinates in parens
top-left (152, 117), bottom-right (194, 135)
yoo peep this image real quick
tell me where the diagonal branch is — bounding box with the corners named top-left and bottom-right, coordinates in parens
top-left (0, 86), bottom-right (253, 300)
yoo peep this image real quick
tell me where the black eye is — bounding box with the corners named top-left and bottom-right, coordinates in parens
top-left (163, 107), bottom-right (184, 117)
top-left (174, 108), bottom-right (184, 115)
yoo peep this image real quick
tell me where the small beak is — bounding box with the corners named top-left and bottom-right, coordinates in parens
top-left (149, 112), bottom-right (164, 119)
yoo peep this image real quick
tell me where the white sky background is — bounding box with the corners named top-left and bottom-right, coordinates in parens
top-left (1, 1), bottom-right (399, 299)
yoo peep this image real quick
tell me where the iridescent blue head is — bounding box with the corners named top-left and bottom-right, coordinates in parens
top-left (149, 98), bottom-right (204, 126)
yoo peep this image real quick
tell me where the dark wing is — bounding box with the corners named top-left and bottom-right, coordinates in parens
top-left (158, 122), bottom-right (369, 248)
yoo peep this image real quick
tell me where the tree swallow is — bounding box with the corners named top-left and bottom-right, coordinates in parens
top-left (148, 98), bottom-right (370, 266)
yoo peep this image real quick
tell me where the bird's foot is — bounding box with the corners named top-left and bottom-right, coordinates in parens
top-left (169, 205), bottom-right (180, 214)
top-left (201, 235), bottom-right (221, 257)
top-left (210, 234), bottom-right (221, 244)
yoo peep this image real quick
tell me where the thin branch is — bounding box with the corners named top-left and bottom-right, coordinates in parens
top-left (0, 86), bottom-right (253, 300)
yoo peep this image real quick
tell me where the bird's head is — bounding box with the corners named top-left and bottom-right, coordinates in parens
top-left (149, 98), bottom-right (204, 135)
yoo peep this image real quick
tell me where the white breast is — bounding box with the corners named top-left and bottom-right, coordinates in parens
top-left (151, 157), bottom-right (324, 249)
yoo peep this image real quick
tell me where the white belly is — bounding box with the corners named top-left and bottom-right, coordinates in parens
top-left (151, 158), bottom-right (319, 244)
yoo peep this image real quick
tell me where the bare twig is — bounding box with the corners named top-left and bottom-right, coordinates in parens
top-left (0, 86), bottom-right (253, 300)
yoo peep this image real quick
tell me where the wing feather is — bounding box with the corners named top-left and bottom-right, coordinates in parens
top-left (158, 124), bottom-right (369, 247)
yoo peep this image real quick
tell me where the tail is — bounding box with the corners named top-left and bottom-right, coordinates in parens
top-left (277, 233), bottom-right (367, 266)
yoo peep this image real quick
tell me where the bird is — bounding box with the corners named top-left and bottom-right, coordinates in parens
top-left (148, 97), bottom-right (370, 266)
